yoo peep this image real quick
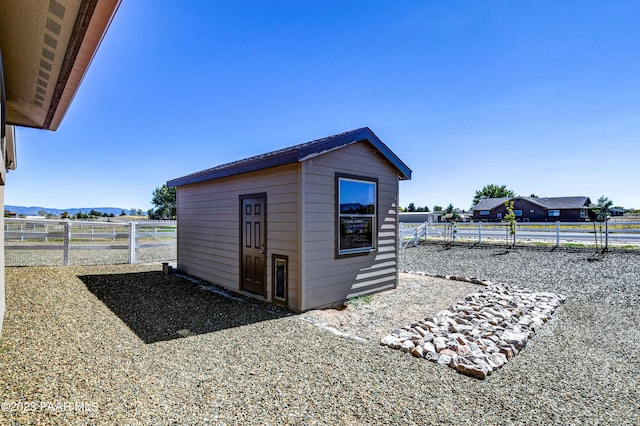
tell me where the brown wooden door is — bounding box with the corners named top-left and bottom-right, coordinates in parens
top-left (240, 194), bottom-right (266, 296)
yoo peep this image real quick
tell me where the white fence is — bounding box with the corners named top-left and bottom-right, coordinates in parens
top-left (5, 218), bottom-right (176, 266)
top-left (400, 221), bottom-right (640, 250)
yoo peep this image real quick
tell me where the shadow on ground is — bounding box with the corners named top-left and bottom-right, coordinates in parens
top-left (79, 271), bottom-right (292, 344)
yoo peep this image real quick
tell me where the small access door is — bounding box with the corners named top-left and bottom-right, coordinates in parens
top-left (240, 194), bottom-right (266, 296)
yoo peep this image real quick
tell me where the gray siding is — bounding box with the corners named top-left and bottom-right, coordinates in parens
top-left (176, 163), bottom-right (301, 310)
top-left (301, 141), bottom-right (400, 310)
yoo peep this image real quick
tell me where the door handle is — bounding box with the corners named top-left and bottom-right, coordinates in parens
top-left (259, 244), bottom-right (265, 254)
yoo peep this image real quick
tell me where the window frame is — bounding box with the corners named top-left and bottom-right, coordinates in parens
top-left (548, 209), bottom-right (560, 217)
top-left (335, 173), bottom-right (378, 257)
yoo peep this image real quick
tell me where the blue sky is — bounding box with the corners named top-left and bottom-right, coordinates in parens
top-left (8, 1), bottom-right (640, 211)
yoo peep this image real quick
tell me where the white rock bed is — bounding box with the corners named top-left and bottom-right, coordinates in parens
top-left (380, 272), bottom-right (566, 379)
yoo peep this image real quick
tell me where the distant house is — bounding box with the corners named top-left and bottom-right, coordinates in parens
top-left (168, 128), bottom-right (412, 311)
top-left (399, 211), bottom-right (442, 223)
top-left (608, 207), bottom-right (625, 217)
top-left (471, 196), bottom-right (592, 222)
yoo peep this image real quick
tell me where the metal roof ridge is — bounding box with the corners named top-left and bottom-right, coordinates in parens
top-left (168, 127), bottom-right (411, 187)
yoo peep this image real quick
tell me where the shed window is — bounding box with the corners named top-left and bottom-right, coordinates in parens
top-left (548, 210), bottom-right (560, 217)
top-left (515, 210), bottom-right (523, 216)
top-left (337, 175), bottom-right (377, 255)
top-left (479, 210), bottom-right (490, 216)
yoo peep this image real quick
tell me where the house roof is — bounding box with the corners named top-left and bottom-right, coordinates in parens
top-left (472, 196), bottom-right (591, 211)
top-left (168, 127), bottom-right (412, 187)
top-left (0, 0), bottom-right (121, 130)
top-left (471, 197), bottom-right (513, 211)
top-left (536, 196), bottom-right (591, 209)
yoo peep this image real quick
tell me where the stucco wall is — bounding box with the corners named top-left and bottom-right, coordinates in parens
top-left (0, 185), bottom-right (5, 334)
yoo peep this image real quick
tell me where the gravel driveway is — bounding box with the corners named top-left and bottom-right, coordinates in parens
top-left (0, 245), bottom-right (638, 424)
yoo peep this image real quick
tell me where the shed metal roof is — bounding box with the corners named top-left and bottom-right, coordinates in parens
top-left (168, 127), bottom-right (412, 187)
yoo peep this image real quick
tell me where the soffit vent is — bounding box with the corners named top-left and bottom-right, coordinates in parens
top-left (49, 0), bottom-right (66, 20)
top-left (34, 0), bottom-right (66, 108)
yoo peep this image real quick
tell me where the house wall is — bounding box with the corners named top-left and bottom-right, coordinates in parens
top-left (499, 199), bottom-right (548, 222)
top-left (176, 163), bottom-right (301, 310)
top-left (0, 185), bottom-right (5, 334)
top-left (473, 207), bottom-right (504, 222)
top-left (300, 141), bottom-right (400, 310)
top-left (0, 125), bottom-right (8, 333)
top-left (555, 209), bottom-right (587, 222)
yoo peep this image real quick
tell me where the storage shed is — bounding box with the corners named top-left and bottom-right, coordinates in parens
top-left (167, 127), bottom-right (412, 311)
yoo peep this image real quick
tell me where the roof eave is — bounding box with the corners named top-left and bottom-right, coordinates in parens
top-left (358, 128), bottom-right (412, 180)
top-left (46, 0), bottom-right (121, 130)
top-left (167, 150), bottom-right (300, 187)
top-left (1, 0), bottom-right (121, 131)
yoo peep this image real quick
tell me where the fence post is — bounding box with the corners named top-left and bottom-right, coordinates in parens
top-left (478, 222), bottom-right (482, 244)
top-left (605, 220), bottom-right (609, 251)
top-left (129, 222), bottom-right (137, 264)
top-left (424, 222), bottom-right (428, 241)
top-left (556, 221), bottom-right (560, 247)
top-left (63, 222), bottom-right (71, 266)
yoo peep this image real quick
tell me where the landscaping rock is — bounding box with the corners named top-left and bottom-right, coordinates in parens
top-left (380, 335), bottom-right (397, 346)
top-left (380, 279), bottom-right (566, 379)
top-left (411, 346), bottom-right (425, 358)
top-left (423, 342), bottom-right (436, 354)
top-left (401, 340), bottom-right (416, 353)
top-left (456, 363), bottom-right (489, 380)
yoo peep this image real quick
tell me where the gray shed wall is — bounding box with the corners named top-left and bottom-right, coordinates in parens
top-left (176, 163), bottom-right (301, 310)
top-left (175, 141), bottom-right (403, 312)
top-left (300, 142), bottom-right (400, 310)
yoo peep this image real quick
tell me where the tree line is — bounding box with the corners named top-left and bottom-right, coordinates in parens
top-left (18, 184), bottom-right (177, 221)
top-left (25, 208), bottom-right (148, 220)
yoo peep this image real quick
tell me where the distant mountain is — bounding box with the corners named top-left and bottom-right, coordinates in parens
top-left (340, 203), bottom-right (374, 214)
top-left (5, 205), bottom-right (135, 217)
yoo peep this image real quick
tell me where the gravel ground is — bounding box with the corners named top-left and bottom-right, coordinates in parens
top-left (303, 273), bottom-right (478, 343)
top-left (5, 244), bottom-right (176, 266)
top-left (0, 245), bottom-right (638, 424)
